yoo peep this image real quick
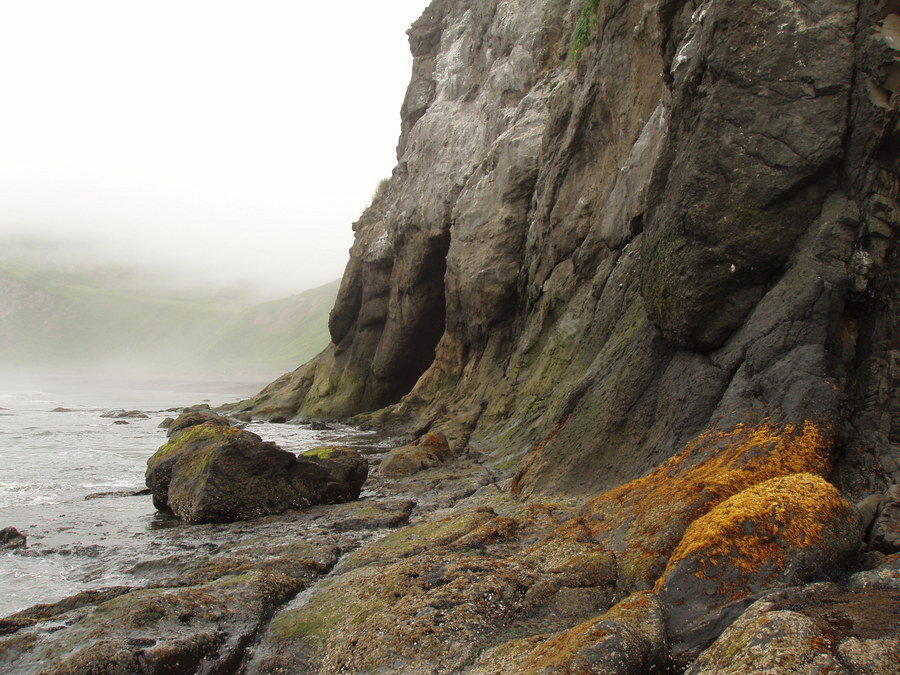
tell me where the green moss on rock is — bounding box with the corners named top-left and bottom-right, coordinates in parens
top-left (146, 423), bottom-right (239, 473)
top-left (339, 509), bottom-right (497, 572)
top-left (302, 446), bottom-right (341, 460)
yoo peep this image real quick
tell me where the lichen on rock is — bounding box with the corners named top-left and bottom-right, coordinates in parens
top-left (557, 419), bottom-right (836, 588)
top-left (687, 584), bottom-right (900, 674)
top-left (514, 591), bottom-right (668, 674)
top-left (660, 473), bottom-right (858, 585)
top-left (656, 473), bottom-right (860, 661)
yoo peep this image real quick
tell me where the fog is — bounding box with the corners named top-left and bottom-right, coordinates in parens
top-left (0, 1), bottom-right (429, 299)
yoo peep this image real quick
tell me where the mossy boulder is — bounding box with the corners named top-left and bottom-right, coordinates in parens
top-left (656, 473), bottom-right (860, 663)
top-left (146, 418), bottom-right (234, 511)
top-left (145, 413), bottom-right (368, 523)
top-left (379, 431), bottom-right (454, 477)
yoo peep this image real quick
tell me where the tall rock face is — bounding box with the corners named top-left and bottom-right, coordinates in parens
top-left (247, 0), bottom-right (897, 498)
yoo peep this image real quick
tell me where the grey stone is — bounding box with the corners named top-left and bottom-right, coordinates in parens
top-left (869, 484), bottom-right (900, 554)
top-left (0, 527), bottom-right (26, 549)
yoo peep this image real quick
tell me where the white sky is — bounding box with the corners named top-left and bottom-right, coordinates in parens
top-left (0, 1), bottom-right (429, 298)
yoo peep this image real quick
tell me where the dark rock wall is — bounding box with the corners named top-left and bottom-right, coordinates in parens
top-left (247, 0), bottom-right (898, 498)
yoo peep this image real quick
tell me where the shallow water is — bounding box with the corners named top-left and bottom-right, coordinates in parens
top-left (0, 375), bottom-right (391, 617)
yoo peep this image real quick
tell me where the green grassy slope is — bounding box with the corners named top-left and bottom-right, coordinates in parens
top-left (202, 280), bottom-right (340, 370)
top-left (0, 262), bottom-right (338, 374)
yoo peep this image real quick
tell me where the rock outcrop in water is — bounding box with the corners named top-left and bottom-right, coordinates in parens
top-left (145, 413), bottom-right (368, 523)
top-left (0, 527), bottom-right (26, 549)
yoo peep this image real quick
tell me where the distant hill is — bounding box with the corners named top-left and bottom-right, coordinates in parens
top-left (201, 283), bottom-right (338, 371)
top-left (0, 261), bottom-right (338, 375)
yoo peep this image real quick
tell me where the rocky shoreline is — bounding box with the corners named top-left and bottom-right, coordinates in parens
top-left (0, 411), bottom-right (502, 673)
top-left (1, 412), bottom-right (898, 673)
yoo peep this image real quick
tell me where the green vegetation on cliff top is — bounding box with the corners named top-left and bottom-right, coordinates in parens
top-left (568, 0), bottom-right (600, 64)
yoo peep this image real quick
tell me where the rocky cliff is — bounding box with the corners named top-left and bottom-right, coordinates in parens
top-left (3, 2), bottom-right (898, 671)
top-left (246, 0), bottom-right (897, 500)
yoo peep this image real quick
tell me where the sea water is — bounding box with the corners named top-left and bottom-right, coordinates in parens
top-left (0, 374), bottom-right (386, 617)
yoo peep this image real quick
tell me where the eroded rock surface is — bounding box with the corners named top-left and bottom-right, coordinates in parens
top-left (868, 484), bottom-right (900, 554)
top-left (236, 0), bottom-right (900, 672)
top-left (236, 0), bottom-right (896, 510)
top-left (0, 572), bottom-right (297, 675)
top-left (472, 592), bottom-right (669, 674)
top-left (243, 427), bottom-right (874, 673)
top-left (233, 0), bottom-right (896, 668)
top-left (687, 584), bottom-right (900, 674)
top-left (3, 422), bottom-right (892, 673)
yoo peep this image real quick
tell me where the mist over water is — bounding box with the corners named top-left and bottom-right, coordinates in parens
top-left (0, 0), bottom-right (431, 621)
top-left (0, 240), bottom-right (341, 379)
top-left (0, 1), bottom-right (429, 299)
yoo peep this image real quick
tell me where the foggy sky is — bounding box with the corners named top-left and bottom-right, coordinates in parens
top-left (0, 1), bottom-right (429, 298)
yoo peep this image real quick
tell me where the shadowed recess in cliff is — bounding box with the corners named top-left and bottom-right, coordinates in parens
top-left (369, 227), bottom-right (452, 404)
